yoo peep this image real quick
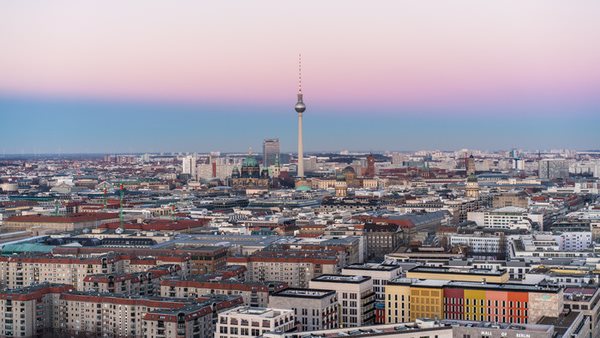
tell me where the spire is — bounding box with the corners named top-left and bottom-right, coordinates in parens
top-left (298, 53), bottom-right (302, 95)
top-left (295, 53), bottom-right (306, 113)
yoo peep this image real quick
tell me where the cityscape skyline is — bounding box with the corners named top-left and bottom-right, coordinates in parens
top-left (2, 0), bottom-right (600, 153)
top-left (3, 2), bottom-right (600, 337)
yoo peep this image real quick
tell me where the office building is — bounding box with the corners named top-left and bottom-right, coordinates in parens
top-left (263, 138), bottom-right (281, 168)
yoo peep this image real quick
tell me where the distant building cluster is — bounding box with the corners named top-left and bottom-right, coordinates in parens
top-left (1, 146), bottom-right (600, 338)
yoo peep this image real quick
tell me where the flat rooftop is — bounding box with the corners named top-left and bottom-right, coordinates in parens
top-left (311, 274), bottom-right (371, 283)
top-left (272, 288), bottom-right (336, 299)
top-left (222, 306), bottom-right (292, 318)
top-left (344, 263), bottom-right (401, 272)
top-left (389, 278), bottom-right (561, 293)
top-left (408, 266), bottom-right (507, 276)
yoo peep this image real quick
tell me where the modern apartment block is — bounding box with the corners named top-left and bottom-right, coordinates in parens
top-left (309, 275), bottom-right (376, 328)
top-left (341, 263), bottom-right (402, 323)
top-left (268, 288), bottom-right (339, 331)
top-left (341, 263), bottom-right (402, 302)
top-left (385, 279), bottom-right (563, 324)
top-left (216, 306), bottom-right (296, 338)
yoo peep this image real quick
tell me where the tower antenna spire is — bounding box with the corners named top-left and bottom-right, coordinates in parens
top-left (298, 53), bottom-right (302, 94)
top-left (294, 53), bottom-right (306, 179)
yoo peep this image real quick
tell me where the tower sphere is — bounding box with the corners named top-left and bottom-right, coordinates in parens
top-left (295, 101), bottom-right (306, 113)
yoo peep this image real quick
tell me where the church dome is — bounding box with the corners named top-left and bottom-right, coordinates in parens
top-left (242, 156), bottom-right (259, 168)
top-left (341, 166), bottom-right (356, 175)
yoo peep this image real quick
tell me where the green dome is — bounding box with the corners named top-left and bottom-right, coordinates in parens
top-left (243, 156), bottom-right (259, 167)
top-left (467, 174), bottom-right (478, 182)
top-left (296, 185), bottom-right (311, 192)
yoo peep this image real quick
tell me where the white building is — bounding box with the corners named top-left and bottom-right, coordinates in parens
top-left (216, 306), bottom-right (295, 338)
top-left (558, 231), bottom-right (592, 251)
top-left (467, 207), bottom-right (544, 231)
top-left (268, 288), bottom-right (339, 332)
top-left (449, 234), bottom-right (504, 255)
top-left (508, 233), bottom-right (594, 259)
top-left (182, 155), bottom-right (197, 179)
top-left (341, 263), bottom-right (402, 302)
top-left (309, 275), bottom-right (375, 328)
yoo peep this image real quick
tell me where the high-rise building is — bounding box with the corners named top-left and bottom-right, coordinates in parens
top-left (538, 159), bottom-right (569, 179)
top-left (295, 54), bottom-right (306, 178)
top-left (182, 155), bottom-right (197, 178)
top-left (263, 138), bottom-right (280, 168)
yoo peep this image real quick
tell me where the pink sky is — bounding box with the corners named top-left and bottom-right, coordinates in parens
top-left (1, 0), bottom-right (599, 115)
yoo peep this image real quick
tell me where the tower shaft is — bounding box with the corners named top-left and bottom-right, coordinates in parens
top-left (297, 112), bottom-right (304, 178)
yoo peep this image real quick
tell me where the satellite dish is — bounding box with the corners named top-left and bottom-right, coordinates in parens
top-left (115, 228), bottom-right (124, 234)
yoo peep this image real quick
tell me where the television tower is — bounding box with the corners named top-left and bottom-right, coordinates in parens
top-left (295, 54), bottom-right (306, 178)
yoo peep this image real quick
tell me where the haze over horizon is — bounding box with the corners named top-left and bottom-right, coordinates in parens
top-left (1, 0), bottom-right (599, 153)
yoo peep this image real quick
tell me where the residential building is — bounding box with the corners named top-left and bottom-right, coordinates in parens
top-left (216, 306), bottom-right (296, 338)
top-left (309, 275), bottom-right (376, 328)
top-left (268, 288), bottom-right (339, 331)
top-left (385, 279), bottom-right (563, 324)
top-left (160, 279), bottom-right (287, 307)
top-left (227, 250), bottom-right (340, 288)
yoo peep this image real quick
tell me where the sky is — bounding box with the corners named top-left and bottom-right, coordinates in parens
top-left (1, 0), bottom-right (599, 153)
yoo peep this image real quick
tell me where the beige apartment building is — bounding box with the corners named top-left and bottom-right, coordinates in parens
top-left (0, 284), bottom-right (72, 338)
top-left (57, 292), bottom-right (222, 337)
top-left (227, 250), bottom-right (340, 288)
top-left (0, 253), bottom-right (190, 290)
top-left (83, 264), bottom-right (182, 296)
top-left (0, 254), bottom-right (124, 289)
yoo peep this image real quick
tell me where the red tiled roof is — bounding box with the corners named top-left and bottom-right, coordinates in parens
top-left (99, 219), bottom-right (208, 231)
